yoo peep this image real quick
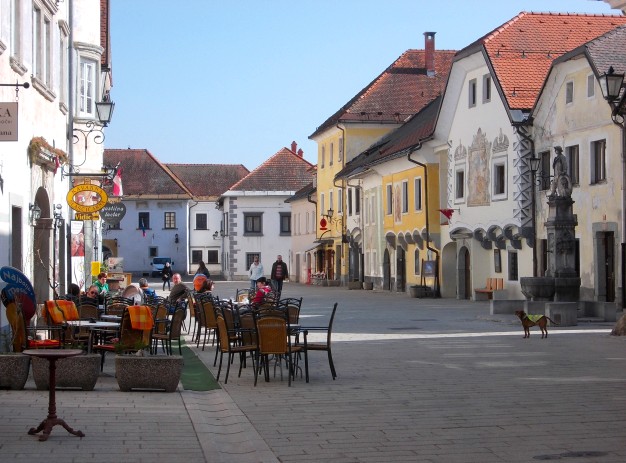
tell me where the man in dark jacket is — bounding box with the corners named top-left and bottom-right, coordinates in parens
top-left (270, 255), bottom-right (288, 294)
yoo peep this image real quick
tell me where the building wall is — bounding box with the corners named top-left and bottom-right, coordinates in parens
top-left (188, 200), bottom-right (222, 276)
top-left (289, 196), bottom-right (317, 283)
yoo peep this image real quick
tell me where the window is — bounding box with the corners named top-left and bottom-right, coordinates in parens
top-left (305, 212), bottom-right (309, 233)
top-left (244, 213), bottom-right (262, 234)
top-left (320, 193), bottom-right (325, 218)
top-left (246, 253), bottom-right (260, 270)
top-left (58, 22), bottom-right (69, 107)
top-left (329, 142), bottom-right (334, 166)
top-left (508, 251), bottom-right (518, 281)
top-left (207, 250), bottom-right (219, 264)
top-left (338, 137), bottom-right (343, 161)
top-left (565, 81), bottom-right (574, 104)
top-left (348, 188), bottom-right (353, 216)
top-left (79, 58), bottom-right (96, 117)
top-left (138, 212), bottom-right (150, 230)
top-left (566, 145), bottom-right (579, 185)
top-left (591, 139), bottom-right (606, 184)
top-left (191, 250), bottom-right (202, 264)
top-left (414, 178), bottom-right (422, 211)
top-left (337, 188), bottom-right (343, 214)
top-left (402, 181), bottom-right (409, 214)
top-left (321, 146), bottom-right (325, 168)
top-left (482, 74), bottom-right (491, 103)
top-left (10, 0), bottom-right (21, 59)
top-left (329, 190), bottom-right (334, 213)
top-left (195, 213), bottom-right (207, 230)
top-left (539, 151), bottom-right (551, 190)
top-left (164, 212), bottom-right (176, 229)
top-left (468, 78), bottom-right (477, 107)
top-left (149, 247), bottom-right (158, 258)
top-left (355, 187), bottom-right (360, 214)
top-left (414, 249), bottom-right (420, 275)
top-left (386, 184), bottom-right (393, 215)
top-left (493, 163), bottom-right (506, 196)
top-left (587, 74), bottom-right (595, 98)
top-left (365, 197), bottom-right (369, 224)
top-left (455, 169), bottom-right (465, 200)
top-left (280, 212), bottom-right (291, 235)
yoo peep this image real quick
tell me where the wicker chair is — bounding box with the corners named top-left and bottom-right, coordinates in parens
top-left (214, 312), bottom-right (257, 384)
top-left (152, 308), bottom-right (185, 355)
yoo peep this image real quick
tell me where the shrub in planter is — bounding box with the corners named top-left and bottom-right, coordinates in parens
top-left (115, 354), bottom-right (183, 392)
top-left (32, 353), bottom-right (101, 391)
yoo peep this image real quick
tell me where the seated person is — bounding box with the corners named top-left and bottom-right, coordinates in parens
top-left (65, 283), bottom-right (81, 301)
top-left (139, 278), bottom-right (156, 299)
top-left (168, 273), bottom-right (189, 307)
top-left (251, 276), bottom-right (272, 306)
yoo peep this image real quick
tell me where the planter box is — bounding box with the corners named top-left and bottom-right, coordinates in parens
top-left (32, 353), bottom-right (101, 391)
top-left (0, 354), bottom-right (31, 390)
top-left (363, 282), bottom-right (374, 290)
top-left (409, 285), bottom-right (431, 298)
top-left (348, 281), bottom-right (362, 290)
top-left (115, 355), bottom-right (183, 392)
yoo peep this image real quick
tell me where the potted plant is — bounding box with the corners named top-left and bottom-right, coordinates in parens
top-left (0, 330), bottom-right (31, 391)
top-left (114, 341), bottom-right (183, 392)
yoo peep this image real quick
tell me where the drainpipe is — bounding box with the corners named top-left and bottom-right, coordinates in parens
top-left (408, 142), bottom-right (440, 297)
top-left (66, 0), bottom-right (75, 287)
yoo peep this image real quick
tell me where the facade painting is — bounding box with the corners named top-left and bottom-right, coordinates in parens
top-left (467, 128), bottom-right (491, 207)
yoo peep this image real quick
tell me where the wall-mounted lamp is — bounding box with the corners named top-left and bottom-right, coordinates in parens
top-left (212, 230), bottom-right (226, 240)
top-left (599, 66), bottom-right (625, 125)
top-left (174, 233), bottom-right (179, 244)
top-left (213, 231), bottom-right (219, 240)
top-left (323, 208), bottom-right (334, 219)
top-left (114, 238), bottom-right (118, 246)
top-left (29, 203), bottom-right (41, 225)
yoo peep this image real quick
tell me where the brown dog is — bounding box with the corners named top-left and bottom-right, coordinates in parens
top-left (515, 310), bottom-right (559, 339)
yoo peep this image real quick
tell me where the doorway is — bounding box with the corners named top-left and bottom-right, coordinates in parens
top-left (383, 249), bottom-right (391, 291)
top-left (458, 246), bottom-right (471, 299)
top-left (396, 247), bottom-right (406, 292)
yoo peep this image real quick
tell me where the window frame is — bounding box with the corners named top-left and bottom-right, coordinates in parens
top-left (321, 146), bottom-right (325, 168)
top-left (78, 57), bottom-right (97, 117)
top-left (587, 74), bottom-right (595, 98)
top-left (329, 142), bottom-right (334, 166)
top-left (355, 187), bottom-right (360, 215)
top-left (191, 250), bottom-right (203, 264)
top-left (591, 139), bottom-right (606, 184)
top-left (138, 212), bottom-right (150, 231)
top-left (492, 160), bottom-right (507, 199)
top-left (347, 188), bottom-right (353, 216)
top-left (164, 212), bottom-right (176, 230)
top-left (401, 180), bottom-right (409, 214)
top-left (195, 213), bottom-right (208, 230)
top-left (337, 188), bottom-right (343, 214)
top-left (279, 212), bottom-right (291, 236)
top-left (508, 251), bottom-right (518, 281)
top-left (243, 212), bottom-right (263, 235)
top-left (565, 80), bottom-right (574, 105)
top-left (207, 250), bottom-right (219, 264)
top-left (468, 78), bottom-right (477, 108)
top-left (414, 177), bottom-right (422, 211)
top-left (539, 151), bottom-right (551, 191)
top-left (565, 145), bottom-right (579, 186)
top-left (482, 74), bottom-right (491, 103)
top-left (455, 168), bottom-right (465, 201)
top-left (386, 184), bottom-right (393, 215)
top-left (414, 249), bottom-right (420, 275)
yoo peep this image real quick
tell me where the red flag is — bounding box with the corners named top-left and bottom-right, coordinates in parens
top-left (439, 209), bottom-right (454, 220)
top-left (112, 168), bottom-right (123, 196)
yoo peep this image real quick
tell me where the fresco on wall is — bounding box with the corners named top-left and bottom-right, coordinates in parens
top-left (468, 128), bottom-right (491, 207)
top-left (394, 183), bottom-right (402, 223)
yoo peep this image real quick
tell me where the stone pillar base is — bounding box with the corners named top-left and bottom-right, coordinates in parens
top-left (545, 302), bottom-right (578, 327)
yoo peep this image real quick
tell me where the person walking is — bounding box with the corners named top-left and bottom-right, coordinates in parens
top-left (161, 261), bottom-right (173, 291)
top-left (270, 255), bottom-right (288, 294)
top-left (248, 255), bottom-right (264, 289)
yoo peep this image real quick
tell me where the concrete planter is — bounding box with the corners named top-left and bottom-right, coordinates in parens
top-left (363, 282), bottom-right (374, 290)
top-left (0, 354), bottom-right (31, 390)
top-left (409, 285), bottom-right (430, 298)
top-left (348, 281), bottom-right (362, 290)
top-left (115, 355), bottom-right (183, 392)
top-left (32, 353), bottom-right (101, 391)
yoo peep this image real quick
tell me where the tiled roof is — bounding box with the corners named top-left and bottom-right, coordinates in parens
top-left (466, 12), bottom-right (626, 110)
top-left (166, 164), bottom-right (249, 198)
top-left (586, 25), bottom-right (626, 78)
top-left (310, 49), bottom-right (456, 138)
top-left (103, 149), bottom-right (191, 198)
top-left (229, 147), bottom-right (315, 192)
top-left (336, 96), bottom-right (442, 179)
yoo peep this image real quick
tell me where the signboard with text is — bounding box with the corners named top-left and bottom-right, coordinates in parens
top-left (0, 102), bottom-right (18, 141)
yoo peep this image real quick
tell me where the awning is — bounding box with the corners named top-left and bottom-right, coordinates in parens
top-left (305, 244), bottom-right (321, 252)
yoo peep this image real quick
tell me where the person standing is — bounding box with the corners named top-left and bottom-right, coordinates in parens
top-left (196, 260), bottom-right (210, 278)
top-left (248, 255), bottom-right (264, 289)
top-left (161, 261), bottom-right (173, 291)
top-left (270, 255), bottom-right (288, 294)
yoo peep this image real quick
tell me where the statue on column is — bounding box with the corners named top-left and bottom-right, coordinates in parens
top-left (549, 146), bottom-right (572, 198)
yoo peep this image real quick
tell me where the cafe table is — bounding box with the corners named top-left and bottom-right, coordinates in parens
top-left (22, 349), bottom-right (86, 441)
top-left (66, 320), bottom-right (120, 353)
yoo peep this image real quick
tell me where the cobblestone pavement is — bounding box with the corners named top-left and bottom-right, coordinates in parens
top-left (2, 280), bottom-right (626, 462)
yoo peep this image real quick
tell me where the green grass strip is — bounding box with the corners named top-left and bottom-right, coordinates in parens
top-left (180, 341), bottom-right (221, 391)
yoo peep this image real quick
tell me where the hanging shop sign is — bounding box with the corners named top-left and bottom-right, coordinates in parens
top-left (100, 201), bottom-right (126, 225)
top-left (66, 183), bottom-right (108, 213)
top-left (0, 103), bottom-right (18, 141)
top-left (75, 212), bottom-right (100, 221)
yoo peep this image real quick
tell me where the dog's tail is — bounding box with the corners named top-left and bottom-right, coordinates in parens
top-left (545, 316), bottom-right (560, 326)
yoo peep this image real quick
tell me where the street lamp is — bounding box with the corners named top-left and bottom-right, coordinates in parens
top-left (29, 203), bottom-right (42, 226)
top-left (599, 66), bottom-right (626, 307)
top-left (528, 156), bottom-right (541, 277)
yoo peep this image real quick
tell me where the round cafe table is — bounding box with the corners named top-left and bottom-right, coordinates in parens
top-left (22, 349), bottom-right (86, 441)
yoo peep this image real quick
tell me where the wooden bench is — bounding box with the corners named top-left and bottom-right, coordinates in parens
top-left (474, 277), bottom-right (503, 300)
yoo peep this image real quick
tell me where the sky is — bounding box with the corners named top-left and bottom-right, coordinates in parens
top-left (107, 0), bottom-right (619, 171)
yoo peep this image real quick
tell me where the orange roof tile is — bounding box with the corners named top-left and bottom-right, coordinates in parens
top-left (229, 146), bottom-right (315, 192)
top-left (473, 12), bottom-right (626, 110)
top-left (310, 48), bottom-right (456, 137)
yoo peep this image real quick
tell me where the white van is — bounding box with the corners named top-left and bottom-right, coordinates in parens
top-left (150, 257), bottom-right (173, 277)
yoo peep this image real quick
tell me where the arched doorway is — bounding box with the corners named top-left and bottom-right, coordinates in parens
top-left (441, 242), bottom-right (457, 298)
top-left (383, 249), bottom-right (391, 291)
top-left (32, 187), bottom-right (51, 303)
top-left (396, 246), bottom-right (406, 292)
top-left (457, 246), bottom-right (471, 299)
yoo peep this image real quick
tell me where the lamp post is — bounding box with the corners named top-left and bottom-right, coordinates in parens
top-left (599, 66), bottom-right (626, 307)
top-left (528, 156), bottom-right (541, 277)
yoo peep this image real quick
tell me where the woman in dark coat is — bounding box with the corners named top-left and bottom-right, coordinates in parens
top-left (161, 262), bottom-right (173, 290)
top-left (196, 260), bottom-right (210, 278)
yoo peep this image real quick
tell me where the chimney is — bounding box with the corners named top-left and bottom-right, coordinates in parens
top-left (291, 141), bottom-right (297, 153)
top-left (297, 149), bottom-right (303, 157)
top-left (424, 32), bottom-right (436, 77)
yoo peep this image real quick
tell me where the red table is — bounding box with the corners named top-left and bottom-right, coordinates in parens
top-left (22, 349), bottom-right (86, 441)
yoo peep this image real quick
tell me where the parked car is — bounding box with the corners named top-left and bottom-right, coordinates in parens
top-left (151, 257), bottom-right (173, 277)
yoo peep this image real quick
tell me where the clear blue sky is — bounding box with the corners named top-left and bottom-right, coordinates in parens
top-left (107, 0), bottom-right (617, 170)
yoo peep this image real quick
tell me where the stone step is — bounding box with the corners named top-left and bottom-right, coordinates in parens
top-left (577, 317), bottom-right (606, 323)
